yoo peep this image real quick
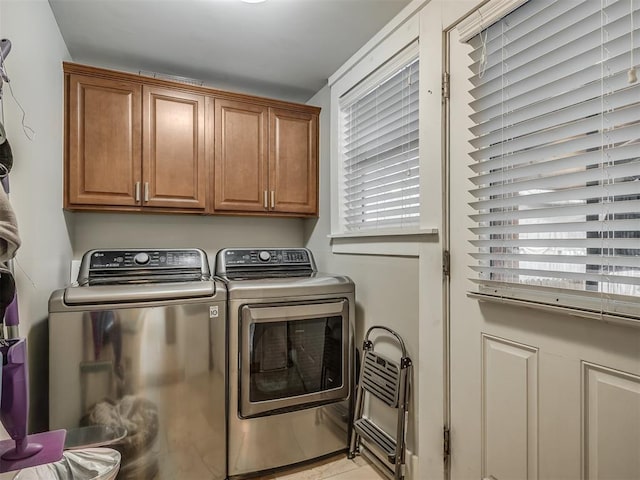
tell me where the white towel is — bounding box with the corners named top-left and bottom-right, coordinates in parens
top-left (0, 184), bottom-right (20, 262)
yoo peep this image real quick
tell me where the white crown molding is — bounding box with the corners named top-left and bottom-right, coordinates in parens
top-left (456, 0), bottom-right (528, 42)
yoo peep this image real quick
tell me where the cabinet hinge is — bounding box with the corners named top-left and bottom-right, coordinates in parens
top-left (442, 72), bottom-right (450, 100)
top-left (444, 426), bottom-right (451, 459)
top-left (443, 249), bottom-right (451, 277)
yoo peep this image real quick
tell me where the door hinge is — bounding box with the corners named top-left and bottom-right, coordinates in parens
top-left (443, 249), bottom-right (451, 277)
top-left (444, 426), bottom-right (451, 459)
top-left (442, 72), bottom-right (450, 100)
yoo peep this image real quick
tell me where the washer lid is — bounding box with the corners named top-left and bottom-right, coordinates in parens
top-left (63, 281), bottom-right (216, 305)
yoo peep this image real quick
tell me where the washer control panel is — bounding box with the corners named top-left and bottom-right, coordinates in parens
top-left (88, 249), bottom-right (203, 270)
top-left (77, 248), bottom-right (211, 286)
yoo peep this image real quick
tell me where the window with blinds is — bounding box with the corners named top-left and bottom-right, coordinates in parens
top-left (339, 44), bottom-right (419, 232)
top-left (466, 0), bottom-right (640, 317)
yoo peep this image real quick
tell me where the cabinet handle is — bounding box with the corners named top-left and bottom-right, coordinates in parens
top-left (263, 190), bottom-right (268, 209)
top-left (135, 182), bottom-right (141, 203)
top-left (144, 182), bottom-right (149, 203)
top-left (270, 190), bottom-right (275, 209)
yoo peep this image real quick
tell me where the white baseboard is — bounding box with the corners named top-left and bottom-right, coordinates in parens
top-left (406, 449), bottom-right (418, 480)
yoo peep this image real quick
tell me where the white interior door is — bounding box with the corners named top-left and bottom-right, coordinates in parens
top-left (446, 18), bottom-right (640, 480)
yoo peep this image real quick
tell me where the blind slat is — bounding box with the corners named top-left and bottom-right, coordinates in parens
top-left (345, 157), bottom-right (419, 188)
top-left (469, 123), bottom-right (639, 173)
top-left (469, 35), bottom-right (640, 117)
top-left (470, 160), bottom-right (640, 199)
top-left (470, 105), bottom-right (640, 162)
top-left (470, 199), bottom-right (640, 223)
top-left (470, 182), bottom-right (640, 211)
top-left (345, 171), bottom-right (419, 196)
top-left (470, 253), bottom-right (640, 269)
top-left (470, 85), bottom-right (640, 150)
top-left (470, 218), bottom-right (640, 235)
top-left (345, 204), bottom-right (420, 222)
top-left (346, 146), bottom-right (419, 179)
top-left (470, 143), bottom-right (639, 186)
top-left (347, 215), bottom-right (419, 231)
top-left (471, 266), bottom-right (640, 287)
top-left (470, 68), bottom-right (635, 137)
top-left (345, 185), bottom-right (420, 208)
top-left (470, 238), bottom-right (640, 249)
top-left (345, 133), bottom-right (419, 168)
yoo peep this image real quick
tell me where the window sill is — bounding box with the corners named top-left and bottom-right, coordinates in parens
top-left (328, 227), bottom-right (439, 256)
top-left (468, 292), bottom-right (640, 330)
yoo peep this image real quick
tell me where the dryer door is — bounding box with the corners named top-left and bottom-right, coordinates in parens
top-left (239, 299), bottom-right (349, 418)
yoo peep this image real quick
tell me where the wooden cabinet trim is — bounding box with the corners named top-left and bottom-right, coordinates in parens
top-left (63, 62), bottom-right (321, 115)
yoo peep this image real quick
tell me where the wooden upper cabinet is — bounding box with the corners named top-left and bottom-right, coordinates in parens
top-left (214, 98), bottom-right (269, 212)
top-left (64, 63), bottom-right (319, 216)
top-left (67, 74), bottom-right (142, 207)
top-left (143, 86), bottom-right (206, 210)
top-left (269, 108), bottom-right (318, 215)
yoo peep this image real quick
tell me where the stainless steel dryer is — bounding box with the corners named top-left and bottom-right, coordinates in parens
top-left (48, 248), bottom-right (226, 480)
top-left (215, 247), bottom-right (355, 479)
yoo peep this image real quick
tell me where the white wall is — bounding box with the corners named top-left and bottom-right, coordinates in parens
top-left (305, 86), bottom-right (421, 466)
top-left (72, 213), bottom-right (305, 264)
top-left (0, 0), bottom-right (73, 432)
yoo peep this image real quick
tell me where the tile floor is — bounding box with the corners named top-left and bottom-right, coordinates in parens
top-left (254, 453), bottom-right (387, 480)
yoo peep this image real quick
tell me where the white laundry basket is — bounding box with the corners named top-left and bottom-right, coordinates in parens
top-left (14, 448), bottom-right (120, 480)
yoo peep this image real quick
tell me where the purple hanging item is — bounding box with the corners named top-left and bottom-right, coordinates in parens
top-left (0, 339), bottom-right (66, 473)
top-left (0, 295), bottom-right (66, 472)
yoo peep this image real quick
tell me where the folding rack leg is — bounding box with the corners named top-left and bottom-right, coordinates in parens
top-left (348, 338), bottom-right (372, 459)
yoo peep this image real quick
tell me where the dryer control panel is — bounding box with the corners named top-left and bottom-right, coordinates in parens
top-left (215, 248), bottom-right (317, 279)
top-left (223, 249), bottom-right (310, 266)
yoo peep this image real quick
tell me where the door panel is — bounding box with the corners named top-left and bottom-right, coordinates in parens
top-left (482, 335), bottom-right (538, 480)
top-left (269, 108), bottom-right (318, 215)
top-left (67, 74), bottom-right (141, 206)
top-left (143, 86), bottom-right (206, 209)
top-left (583, 364), bottom-right (640, 480)
top-left (214, 99), bottom-right (268, 212)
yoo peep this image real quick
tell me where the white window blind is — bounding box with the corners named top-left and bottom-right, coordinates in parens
top-left (339, 43), bottom-right (419, 232)
top-left (467, 0), bottom-right (640, 318)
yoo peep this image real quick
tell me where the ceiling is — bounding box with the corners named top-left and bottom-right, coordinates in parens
top-left (48, 0), bottom-right (412, 103)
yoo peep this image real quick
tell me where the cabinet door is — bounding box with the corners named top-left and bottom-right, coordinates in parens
top-left (214, 99), bottom-right (268, 212)
top-left (67, 74), bottom-right (142, 207)
top-left (269, 108), bottom-right (318, 215)
top-left (143, 86), bottom-right (206, 210)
